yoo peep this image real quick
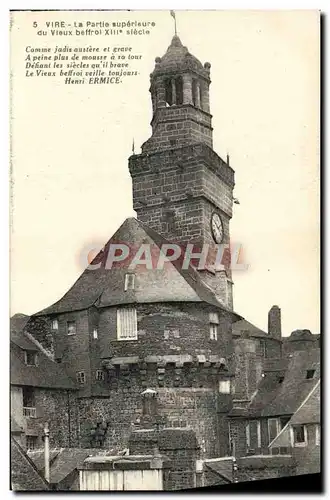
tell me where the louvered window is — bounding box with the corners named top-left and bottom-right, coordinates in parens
top-left (117, 308), bottom-right (137, 340)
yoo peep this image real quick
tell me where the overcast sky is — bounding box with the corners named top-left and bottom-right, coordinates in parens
top-left (10, 10), bottom-right (320, 335)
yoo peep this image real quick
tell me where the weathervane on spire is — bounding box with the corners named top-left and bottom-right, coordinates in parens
top-left (170, 10), bottom-right (177, 36)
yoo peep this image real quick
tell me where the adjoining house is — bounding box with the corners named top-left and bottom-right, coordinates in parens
top-left (10, 313), bottom-right (79, 451)
top-left (269, 379), bottom-right (320, 475)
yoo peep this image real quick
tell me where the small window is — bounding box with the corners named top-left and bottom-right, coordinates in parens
top-left (278, 376), bottom-right (284, 384)
top-left (219, 379), bottom-right (231, 394)
top-left (51, 319), bottom-right (58, 330)
top-left (293, 425), bottom-right (307, 446)
top-left (209, 312), bottom-right (219, 324)
top-left (124, 273), bottom-right (135, 291)
top-left (67, 321), bottom-right (76, 335)
top-left (25, 351), bottom-right (38, 366)
top-left (96, 370), bottom-right (104, 381)
top-left (26, 435), bottom-right (38, 451)
top-left (93, 329), bottom-right (98, 339)
top-left (117, 308), bottom-right (137, 340)
top-left (77, 371), bottom-right (85, 384)
top-left (306, 369), bottom-right (315, 379)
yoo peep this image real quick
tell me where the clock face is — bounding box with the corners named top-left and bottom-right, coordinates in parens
top-left (211, 213), bottom-right (223, 243)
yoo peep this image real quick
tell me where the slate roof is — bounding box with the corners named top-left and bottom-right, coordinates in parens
top-left (151, 35), bottom-right (208, 77)
top-left (11, 417), bottom-right (24, 434)
top-left (10, 324), bottom-right (77, 390)
top-left (204, 458), bottom-right (233, 483)
top-left (28, 448), bottom-right (119, 484)
top-left (10, 313), bottom-right (35, 350)
top-left (230, 348), bottom-right (320, 418)
top-left (290, 380), bottom-right (320, 425)
top-left (269, 381), bottom-right (320, 449)
top-left (11, 437), bottom-right (50, 491)
top-left (34, 217), bottom-right (242, 321)
top-left (232, 319), bottom-right (269, 338)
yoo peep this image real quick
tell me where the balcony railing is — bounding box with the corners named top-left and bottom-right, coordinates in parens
top-left (23, 407), bottom-right (36, 418)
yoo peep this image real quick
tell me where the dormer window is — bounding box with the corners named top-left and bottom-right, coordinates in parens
top-left (306, 369), bottom-right (315, 379)
top-left (51, 319), bottom-right (58, 330)
top-left (25, 350), bottom-right (38, 366)
top-left (124, 273), bottom-right (135, 291)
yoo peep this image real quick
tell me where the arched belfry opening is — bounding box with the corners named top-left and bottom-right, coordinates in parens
top-left (164, 76), bottom-right (183, 106)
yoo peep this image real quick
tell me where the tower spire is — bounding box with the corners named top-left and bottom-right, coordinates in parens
top-left (170, 10), bottom-right (177, 36)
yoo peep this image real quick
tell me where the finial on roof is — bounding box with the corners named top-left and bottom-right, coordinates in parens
top-left (170, 10), bottom-right (177, 36)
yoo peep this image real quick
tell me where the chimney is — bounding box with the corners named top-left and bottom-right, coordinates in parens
top-left (44, 422), bottom-right (50, 483)
top-left (268, 305), bottom-right (282, 339)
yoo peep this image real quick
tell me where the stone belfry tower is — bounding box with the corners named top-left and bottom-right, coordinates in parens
top-left (129, 35), bottom-right (235, 309)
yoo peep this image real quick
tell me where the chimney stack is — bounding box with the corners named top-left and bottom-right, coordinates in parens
top-left (44, 422), bottom-right (50, 483)
top-left (268, 305), bottom-right (282, 339)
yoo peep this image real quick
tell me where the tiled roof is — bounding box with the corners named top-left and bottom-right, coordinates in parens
top-left (231, 348), bottom-right (320, 418)
top-left (10, 329), bottom-right (77, 390)
top-left (11, 437), bottom-right (50, 491)
top-left (34, 218), bottom-right (242, 321)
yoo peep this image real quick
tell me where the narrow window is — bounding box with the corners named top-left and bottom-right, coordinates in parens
top-left (67, 320), bottom-right (76, 335)
top-left (175, 76), bottom-right (183, 105)
top-left (306, 369), bottom-right (315, 379)
top-left (259, 339), bottom-right (266, 357)
top-left (51, 319), bottom-right (58, 330)
top-left (26, 435), bottom-right (38, 451)
top-left (278, 376), bottom-right (284, 384)
top-left (315, 424), bottom-right (320, 446)
top-left (165, 78), bottom-right (172, 106)
top-left (96, 370), bottom-right (104, 381)
top-left (209, 312), bottom-right (219, 340)
top-left (124, 273), bottom-right (135, 291)
top-left (23, 387), bottom-right (36, 417)
top-left (219, 379), bottom-right (231, 394)
top-left (257, 420), bottom-right (261, 448)
top-left (293, 425), bottom-right (307, 446)
top-left (77, 371), bottom-right (86, 384)
top-left (192, 79), bottom-right (198, 106)
top-left (268, 418), bottom-right (280, 444)
top-left (25, 350), bottom-right (38, 366)
top-left (117, 308), bottom-right (137, 340)
top-left (246, 422), bottom-right (251, 448)
top-left (92, 329), bottom-right (98, 339)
